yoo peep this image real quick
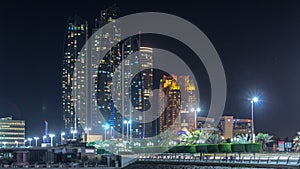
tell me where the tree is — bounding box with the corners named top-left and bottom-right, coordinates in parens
top-left (194, 130), bottom-right (208, 144)
top-left (158, 130), bottom-right (177, 146)
top-left (206, 134), bottom-right (223, 144)
top-left (181, 130), bottom-right (208, 145)
top-left (255, 133), bottom-right (273, 152)
top-left (180, 132), bottom-right (194, 145)
top-left (293, 132), bottom-right (300, 151)
top-left (235, 134), bottom-right (251, 143)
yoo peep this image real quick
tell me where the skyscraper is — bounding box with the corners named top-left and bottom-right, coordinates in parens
top-left (84, 6), bottom-right (121, 137)
top-left (94, 6), bottom-right (153, 139)
top-left (172, 75), bottom-right (197, 132)
top-left (97, 40), bottom-right (154, 139)
top-left (62, 5), bottom-right (154, 141)
top-left (94, 5), bottom-right (122, 139)
top-left (62, 15), bottom-right (88, 139)
top-left (129, 46), bottom-right (153, 138)
top-left (159, 75), bottom-right (181, 134)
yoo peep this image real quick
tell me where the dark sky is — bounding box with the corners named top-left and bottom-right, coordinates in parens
top-left (0, 0), bottom-right (300, 139)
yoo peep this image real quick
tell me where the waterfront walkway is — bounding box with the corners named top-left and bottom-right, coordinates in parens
top-left (124, 154), bottom-right (300, 168)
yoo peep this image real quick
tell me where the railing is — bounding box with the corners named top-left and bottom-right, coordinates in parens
top-left (0, 162), bottom-right (119, 168)
top-left (137, 154), bottom-right (300, 167)
top-left (122, 156), bottom-right (138, 167)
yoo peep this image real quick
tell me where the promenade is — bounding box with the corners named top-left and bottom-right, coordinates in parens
top-left (123, 154), bottom-right (300, 169)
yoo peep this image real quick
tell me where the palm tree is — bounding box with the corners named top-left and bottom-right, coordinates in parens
top-left (180, 130), bottom-right (208, 145)
top-left (235, 133), bottom-right (251, 143)
top-left (158, 130), bottom-right (177, 146)
top-left (180, 132), bottom-right (193, 145)
top-left (206, 134), bottom-right (223, 144)
top-left (293, 132), bottom-right (300, 151)
top-left (194, 130), bottom-right (208, 144)
top-left (255, 133), bottom-right (273, 152)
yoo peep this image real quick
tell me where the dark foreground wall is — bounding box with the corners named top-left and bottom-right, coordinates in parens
top-left (124, 161), bottom-right (299, 169)
top-left (124, 164), bottom-right (269, 169)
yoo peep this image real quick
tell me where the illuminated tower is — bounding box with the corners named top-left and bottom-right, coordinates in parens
top-left (62, 15), bottom-right (88, 139)
top-left (172, 75), bottom-right (197, 132)
top-left (129, 46), bottom-right (153, 138)
top-left (65, 5), bottom-right (154, 141)
top-left (159, 75), bottom-right (181, 134)
top-left (95, 5), bottom-right (122, 138)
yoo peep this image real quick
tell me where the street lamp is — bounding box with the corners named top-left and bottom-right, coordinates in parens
top-left (27, 138), bottom-right (33, 147)
top-left (15, 141), bottom-right (18, 147)
top-left (71, 130), bottom-right (77, 140)
top-left (84, 128), bottom-right (91, 133)
top-left (34, 137), bottom-right (39, 147)
top-left (124, 120), bottom-right (131, 141)
top-left (102, 124), bottom-right (109, 141)
top-left (49, 134), bottom-right (55, 147)
top-left (3, 142), bottom-right (7, 147)
top-left (250, 97), bottom-right (259, 143)
top-left (191, 107), bottom-right (201, 129)
top-left (61, 132), bottom-right (65, 144)
top-left (42, 135), bottom-right (47, 143)
top-left (83, 128), bottom-right (91, 142)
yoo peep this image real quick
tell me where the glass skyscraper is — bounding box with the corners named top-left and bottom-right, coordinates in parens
top-left (159, 75), bottom-right (181, 134)
top-left (62, 5), bottom-right (154, 141)
top-left (62, 15), bottom-right (88, 139)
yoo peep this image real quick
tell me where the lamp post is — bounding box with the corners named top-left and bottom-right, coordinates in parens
top-left (34, 137), bottom-right (39, 147)
top-left (191, 107), bottom-right (201, 129)
top-left (250, 97), bottom-right (258, 143)
top-left (61, 132), bottom-right (65, 144)
top-left (84, 128), bottom-right (91, 134)
top-left (27, 138), bottom-right (32, 147)
top-left (102, 124), bottom-right (109, 141)
top-left (71, 130), bottom-right (77, 140)
top-left (3, 142), bottom-right (7, 147)
top-left (49, 134), bottom-right (55, 147)
top-left (124, 120), bottom-right (131, 141)
top-left (84, 128), bottom-right (91, 142)
top-left (15, 141), bottom-right (18, 147)
top-left (43, 135), bottom-right (47, 143)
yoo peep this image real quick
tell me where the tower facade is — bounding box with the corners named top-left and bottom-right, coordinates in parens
top-left (159, 75), bottom-right (181, 134)
top-left (62, 15), bottom-right (88, 138)
top-left (63, 5), bottom-right (154, 141)
top-left (129, 46), bottom-right (153, 138)
top-left (172, 75), bottom-right (197, 132)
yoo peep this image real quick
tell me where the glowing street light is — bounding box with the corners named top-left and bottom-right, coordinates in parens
top-left (71, 130), bottom-right (77, 140)
top-left (15, 141), bottom-right (18, 147)
top-left (61, 132), bottom-right (65, 144)
top-left (34, 137), bottom-right (39, 147)
top-left (49, 134), bottom-right (55, 147)
top-left (84, 127), bottom-right (91, 133)
top-left (42, 135), bottom-right (47, 143)
top-left (191, 107), bottom-right (201, 129)
top-left (27, 138), bottom-right (33, 147)
top-left (102, 124), bottom-right (109, 141)
top-left (250, 97), bottom-right (259, 143)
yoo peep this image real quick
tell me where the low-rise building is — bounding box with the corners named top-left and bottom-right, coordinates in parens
top-left (197, 115), bottom-right (252, 139)
top-left (0, 117), bottom-right (25, 147)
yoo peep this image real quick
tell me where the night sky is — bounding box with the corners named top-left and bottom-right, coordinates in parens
top-left (0, 0), bottom-right (300, 140)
